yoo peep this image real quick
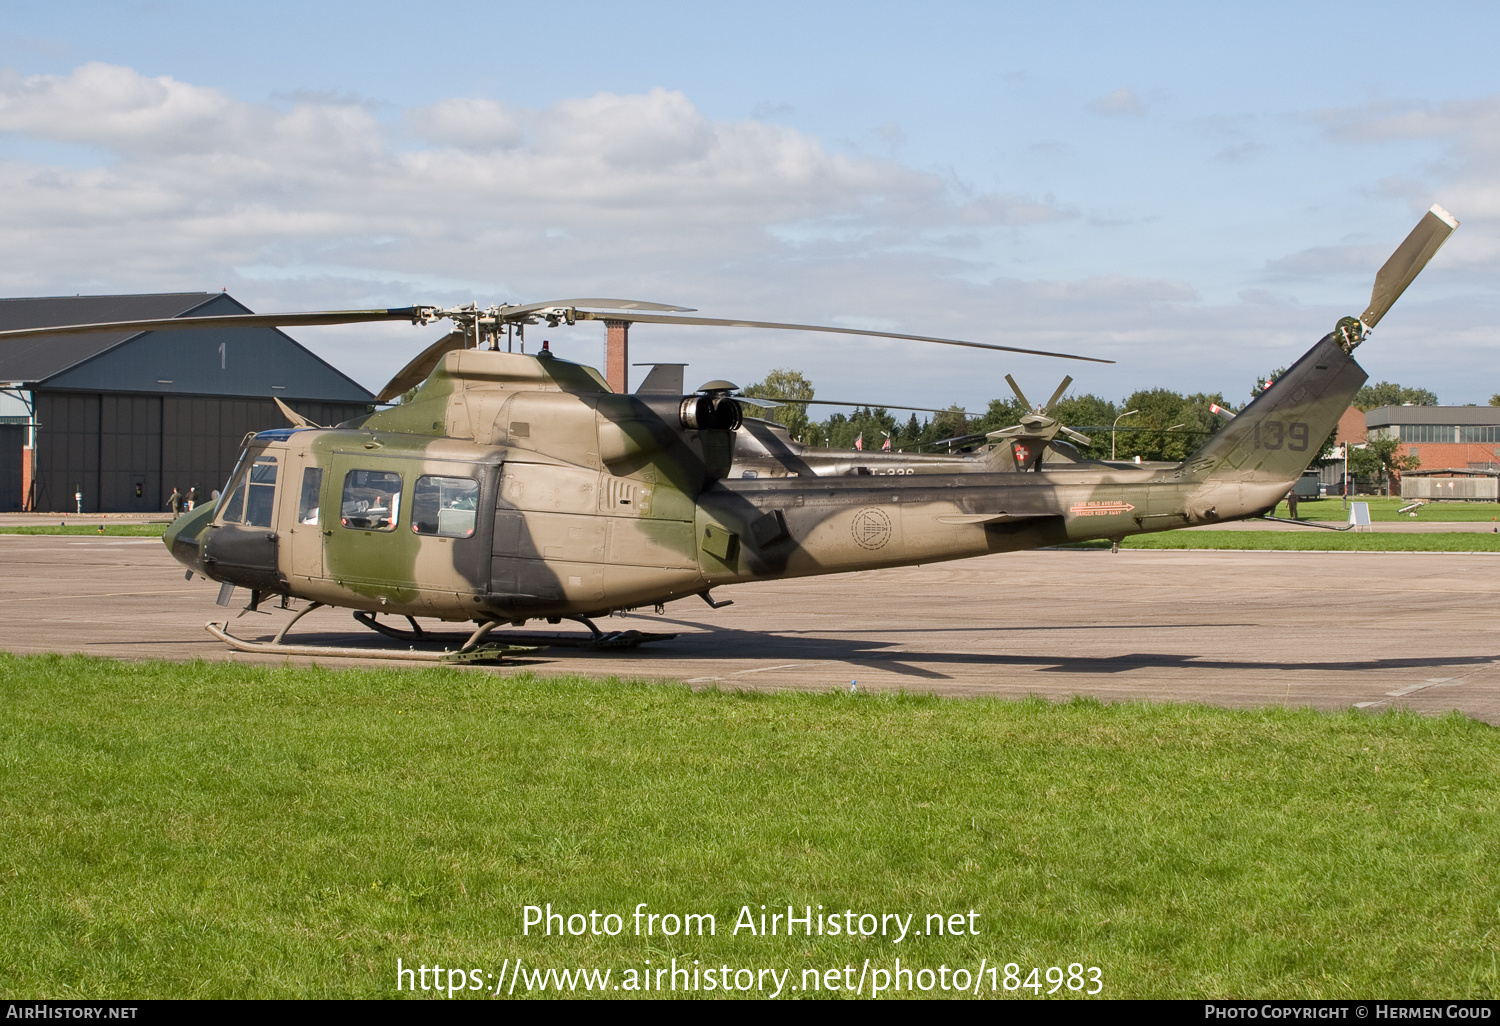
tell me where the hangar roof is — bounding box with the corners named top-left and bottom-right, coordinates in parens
top-left (1365, 405), bottom-right (1500, 427)
top-left (0, 292), bottom-right (373, 402)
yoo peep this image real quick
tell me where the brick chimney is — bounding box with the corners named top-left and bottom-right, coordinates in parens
top-left (605, 320), bottom-right (630, 393)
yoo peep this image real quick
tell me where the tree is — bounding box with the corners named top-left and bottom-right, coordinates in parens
top-left (924, 406), bottom-right (968, 448)
top-left (1049, 393), bottom-right (1120, 459)
top-left (1348, 434), bottom-right (1420, 495)
top-left (1115, 388), bottom-right (1224, 462)
top-left (1489, 394), bottom-right (1500, 407)
top-left (970, 396), bottom-right (1026, 438)
top-left (1250, 367), bottom-right (1288, 402)
top-left (742, 368), bottom-right (815, 442)
top-left (1353, 381), bottom-right (1438, 410)
top-left (814, 406), bottom-right (899, 449)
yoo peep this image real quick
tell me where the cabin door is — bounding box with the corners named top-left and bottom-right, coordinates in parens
top-left (282, 453), bottom-right (325, 582)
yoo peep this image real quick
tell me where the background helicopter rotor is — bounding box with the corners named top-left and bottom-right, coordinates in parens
top-left (738, 393), bottom-right (970, 416)
top-left (991, 373), bottom-right (1093, 448)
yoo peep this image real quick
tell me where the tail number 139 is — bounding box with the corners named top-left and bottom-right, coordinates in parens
top-left (1254, 420), bottom-right (1308, 452)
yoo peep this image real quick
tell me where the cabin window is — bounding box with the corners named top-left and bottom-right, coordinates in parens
top-left (341, 469), bottom-right (403, 531)
top-left (298, 467), bottom-right (323, 525)
top-left (411, 475), bottom-right (478, 538)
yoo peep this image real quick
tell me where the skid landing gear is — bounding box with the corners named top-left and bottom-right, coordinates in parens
top-left (353, 610), bottom-right (677, 650)
top-left (205, 603), bottom-right (538, 663)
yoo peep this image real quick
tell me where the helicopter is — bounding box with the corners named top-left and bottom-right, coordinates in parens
top-left (728, 371), bottom-right (1100, 480)
top-left (0, 204), bottom-right (1457, 661)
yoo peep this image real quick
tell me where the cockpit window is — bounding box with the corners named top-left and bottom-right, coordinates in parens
top-left (219, 455), bottom-right (277, 526)
top-left (244, 457), bottom-right (279, 527)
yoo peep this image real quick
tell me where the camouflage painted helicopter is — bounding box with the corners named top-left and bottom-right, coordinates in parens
top-left (0, 205), bottom-right (1457, 660)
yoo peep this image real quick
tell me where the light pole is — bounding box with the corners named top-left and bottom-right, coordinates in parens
top-left (1112, 409), bottom-right (1139, 460)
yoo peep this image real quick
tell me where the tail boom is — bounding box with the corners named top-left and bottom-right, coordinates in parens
top-left (1173, 332), bottom-right (1367, 523)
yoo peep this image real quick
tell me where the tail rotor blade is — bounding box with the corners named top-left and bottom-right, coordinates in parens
top-left (1361, 204), bottom-right (1459, 330)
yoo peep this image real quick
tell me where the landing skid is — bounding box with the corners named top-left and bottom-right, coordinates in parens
top-left (205, 602), bottom-right (537, 663)
top-left (353, 610), bottom-right (678, 650)
top-left (205, 621), bottom-right (535, 663)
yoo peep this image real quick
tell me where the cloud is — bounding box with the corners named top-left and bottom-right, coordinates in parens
top-left (1088, 87), bottom-right (1144, 116)
top-left (1238, 288), bottom-right (1297, 307)
top-left (406, 97), bottom-right (524, 150)
top-left (955, 193), bottom-right (1076, 226)
top-left (7, 63), bottom-right (1479, 406)
top-left (1317, 94), bottom-right (1500, 260)
top-left (1264, 245), bottom-right (1386, 279)
top-left (873, 120), bottom-right (905, 151)
top-left (1214, 141), bottom-right (1264, 163)
top-left (0, 62), bottom-right (245, 152)
top-left (1317, 97), bottom-right (1500, 148)
top-left (0, 65), bottom-right (1079, 283)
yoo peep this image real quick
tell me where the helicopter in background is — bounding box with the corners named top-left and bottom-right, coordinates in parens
top-left (0, 205), bottom-right (1458, 661)
top-left (727, 371), bottom-right (1101, 481)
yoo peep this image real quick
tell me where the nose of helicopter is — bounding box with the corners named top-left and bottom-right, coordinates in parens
top-left (162, 501), bottom-right (216, 577)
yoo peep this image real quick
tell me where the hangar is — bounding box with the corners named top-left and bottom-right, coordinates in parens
top-left (0, 292), bottom-right (374, 513)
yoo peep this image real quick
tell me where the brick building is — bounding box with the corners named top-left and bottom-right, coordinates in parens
top-left (1364, 405), bottom-right (1500, 474)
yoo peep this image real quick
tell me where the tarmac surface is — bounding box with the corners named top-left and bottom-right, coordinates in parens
top-left (2, 532), bottom-right (1498, 725)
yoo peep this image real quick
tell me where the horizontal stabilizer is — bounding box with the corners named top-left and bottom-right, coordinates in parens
top-left (935, 512), bottom-right (1049, 525)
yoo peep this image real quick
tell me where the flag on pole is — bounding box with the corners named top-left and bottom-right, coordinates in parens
top-left (854, 433), bottom-right (864, 451)
top-left (882, 434), bottom-right (891, 451)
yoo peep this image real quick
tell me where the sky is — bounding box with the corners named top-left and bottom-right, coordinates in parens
top-left (1, 0), bottom-right (1497, 411)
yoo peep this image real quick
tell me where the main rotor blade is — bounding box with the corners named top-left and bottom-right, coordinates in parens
top-left (1043, 375), bottom-right (1073, 412)
top-left (570, 311), bottom-right (1114, 364)
top-left (915, 431), bottom-right (988, 450)
top-left (1361, 203), bottom-right (1459, 330)
top-left (501, 298), bottom-right (695, 318)
top-left (0, 307), bottom-right (425, 342)
top-left (1004, 374), bottom-right (1031, 410)
top-left (376, 330), bottom-right (466, 403)
top-left (741, 395), bottom-right (969, 415)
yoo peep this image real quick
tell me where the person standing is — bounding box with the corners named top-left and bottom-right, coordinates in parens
top-left (185, 486), bottom-right (197, 512)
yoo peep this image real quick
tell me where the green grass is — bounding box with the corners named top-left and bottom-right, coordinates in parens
top-left (0, 525), bottom-right (167, 536)
top-left (1104, 530), bottom-right (1500, 552)
top-left (1, 654), bottom-right (1496, 1000)
top-left (1281, 497), bottom-right (1500, 523)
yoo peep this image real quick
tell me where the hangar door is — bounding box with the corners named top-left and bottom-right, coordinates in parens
top-left (0, 425), bottom-right (22, 512)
